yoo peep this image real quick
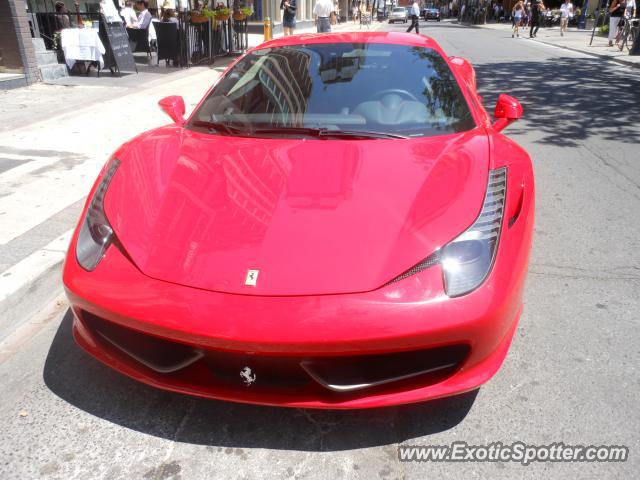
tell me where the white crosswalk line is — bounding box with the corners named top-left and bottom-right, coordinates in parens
top-left (0, 156), bottom-right (62, 184)
top-left (0, 160), bottom-right (96, 245)
top-left (0, 153), bottom-right (56, 162)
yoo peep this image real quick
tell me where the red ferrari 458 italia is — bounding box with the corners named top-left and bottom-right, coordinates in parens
top-left (63, 32), bottom-right (534, 409)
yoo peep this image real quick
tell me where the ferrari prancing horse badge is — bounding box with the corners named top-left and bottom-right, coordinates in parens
top-left (245, 269), bottom-right (259, 286)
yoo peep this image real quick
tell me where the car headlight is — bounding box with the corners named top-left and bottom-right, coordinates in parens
top-left (441, 167), bottom-right (507, 297)
top-left (76, 158), bottom-right (120, 271)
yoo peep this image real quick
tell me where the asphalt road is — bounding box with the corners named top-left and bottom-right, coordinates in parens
top-left (1, 20), bottom-right (639, 479)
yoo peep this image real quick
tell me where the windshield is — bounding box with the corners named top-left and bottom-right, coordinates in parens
top-left (189, 43), bottom-right (475, 139)
top-left (392, 8), bottom-right (405, 12)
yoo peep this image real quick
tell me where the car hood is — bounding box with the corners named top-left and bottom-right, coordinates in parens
top-left (105, 126), bottom-right (489, 295)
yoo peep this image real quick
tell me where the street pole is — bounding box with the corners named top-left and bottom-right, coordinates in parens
top-left (578, 0), bottom-right (589, 29)
top-left (590, 0), bottom-right (609, 46)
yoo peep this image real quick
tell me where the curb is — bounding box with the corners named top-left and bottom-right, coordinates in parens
top-left (530, 38), bottom-right (640, 69)
top-left (0, 232), bottom-right (71, 343)
top-left (0, 291), bottom-right (67, 366)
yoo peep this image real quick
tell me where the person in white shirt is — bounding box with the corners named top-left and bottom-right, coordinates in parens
top-left (132, 0), bottom-right (152, 29)
top-left (559, 0), bottom-right (573, 36)
top-left (130, 0), bottom-right (156, 49)
top-left (120, 0), bottom-right (138, 27)
top-left (314, 0), bottom-right (334, 33)
top-left (406, 1), bottom-right (420, 34)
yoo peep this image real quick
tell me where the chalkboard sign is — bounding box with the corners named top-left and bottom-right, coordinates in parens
top-left (99, 15), bottom-right (137, 75)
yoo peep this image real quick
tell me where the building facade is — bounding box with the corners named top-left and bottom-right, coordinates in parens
top-left (0, 0), bottom-right (40, 88)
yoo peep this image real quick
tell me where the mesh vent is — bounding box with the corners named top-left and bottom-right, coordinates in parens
top-left (384, 250), bottom-right (441, 286)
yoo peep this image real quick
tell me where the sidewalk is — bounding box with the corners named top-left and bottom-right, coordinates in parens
top-left (476, 22), bottom-right (640, 68)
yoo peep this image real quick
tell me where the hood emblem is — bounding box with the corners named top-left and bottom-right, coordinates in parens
top-left (245, 269), bottom-right (259, 286)
top-left (240, 367), bottom-right (256, 386)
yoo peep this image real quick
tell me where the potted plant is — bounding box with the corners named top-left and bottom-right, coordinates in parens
top-left (214, 3), bottom-right (231, 21)
top-left (191, 6), bottom-right (211, 23)
top-left (233, 2), bottom-right (252, 20)
top-left (585, 14), bottom-right (595, 31)
top-left (234, 6), bottom-right (253, 20)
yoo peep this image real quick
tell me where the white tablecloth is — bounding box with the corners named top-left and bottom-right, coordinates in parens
top-left (60, 28), bottom-right (106, 70)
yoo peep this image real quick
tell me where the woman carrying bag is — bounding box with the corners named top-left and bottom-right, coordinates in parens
top-left (609, 0), bottom-right (627, 46)
top-left (281, 0), bottom-right (297, 36)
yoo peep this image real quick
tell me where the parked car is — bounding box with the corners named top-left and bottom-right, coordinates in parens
top-left (422, 7), bottom-right (441, 21)
top-left (388, 6), bottom-right (408, 23)
top-left (64, 32), bottom-right (534, 409)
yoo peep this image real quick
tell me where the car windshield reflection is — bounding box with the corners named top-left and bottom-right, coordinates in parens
top-left (189, 43), bottom-right (476, 138)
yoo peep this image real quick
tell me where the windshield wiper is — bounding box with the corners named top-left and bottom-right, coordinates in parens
top-left (252, 127), bottom-right (408, 140)
top-left (190, 120), bottom-right (250, 135)
top-left (319, 129), bottom-right (408, 140)
top-left (191, 122), bottom-right (408, 140)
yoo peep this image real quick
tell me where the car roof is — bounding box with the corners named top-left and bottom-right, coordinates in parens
top-left (253, 32), bottom-right (445, 56)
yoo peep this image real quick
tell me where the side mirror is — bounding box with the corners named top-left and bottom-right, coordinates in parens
top-left (449, 56), bottom-right (476, 90)
top-left (158, 95), bottom-right (186, 125)
top-left (493, 94), bottom-right (523, 132)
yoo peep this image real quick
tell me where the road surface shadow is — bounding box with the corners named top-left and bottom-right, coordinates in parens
top-left (473, 57), bottom-right (640, 147)
top-left (43, 310), bottom-right (477, 452)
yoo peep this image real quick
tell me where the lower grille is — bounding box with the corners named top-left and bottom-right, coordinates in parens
top-left (81, 311), bottom-right (469, 398)
top-left (301, 345), bottom-right (467, 392)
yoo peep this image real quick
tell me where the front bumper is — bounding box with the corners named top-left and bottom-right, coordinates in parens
top-left (63, 205), bottom-right (531, 409)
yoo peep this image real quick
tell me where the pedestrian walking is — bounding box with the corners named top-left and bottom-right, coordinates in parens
top-left (280, 0), bottom-right (297, 36)
top-left (559, 0), bottom-right (573, 36)
top-left (314, 0), bottom-right (333, 33)
top-left (529, 0), bottom-right (545, 38)
top-left (359, 1), bottom-right (370, 29)
top-left (512, 0), bottom-right (524, 37)
top-left (608, 0), bottom-right (627, 46)
top-left (352, 3), bottom-right (358, 24)
top-left (406, 0), bottom-right (421, 34)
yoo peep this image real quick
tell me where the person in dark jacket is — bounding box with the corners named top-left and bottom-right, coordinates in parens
top-left (54, 1), bottom-right (72, 30)
top-left (529, 0), bottom-right (545, 38)
top-left (281, 0), bottom-right (297, 36)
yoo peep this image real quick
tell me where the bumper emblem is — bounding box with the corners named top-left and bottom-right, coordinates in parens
top-left (240, 366), bottom-right (257, 386)
top-left (245, 269), bottom-right (259, 286)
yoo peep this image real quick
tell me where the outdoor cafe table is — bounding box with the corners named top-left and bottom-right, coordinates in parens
top-left (60, 28), bottom-right (106, 73)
